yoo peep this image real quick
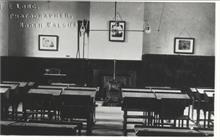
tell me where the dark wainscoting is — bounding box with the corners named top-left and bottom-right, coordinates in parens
top-left (141, 54), bottom-right (215, 88)
top-left (0, 54), bottom-right (215, 88)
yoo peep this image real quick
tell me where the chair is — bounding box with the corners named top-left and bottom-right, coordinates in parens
top-left (104, 80), bottom-right (122, 106)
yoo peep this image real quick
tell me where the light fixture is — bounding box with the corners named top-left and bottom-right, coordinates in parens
top-left (113, 2), bottom-right (123, 23)
top-left (144, 20), bottom-right (151, 34)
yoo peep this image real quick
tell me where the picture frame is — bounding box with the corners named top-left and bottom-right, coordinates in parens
top-left (109, 21), bottom-right (126, 42)
top-left (174, 37), bottom-right (195, 54)
top-left (39, 35), bottom-right (59, 51)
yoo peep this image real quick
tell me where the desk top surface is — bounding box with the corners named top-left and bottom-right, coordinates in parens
top-left (0, 83), bottom-right (18, 90)
top-left (205, 91), bottom-right (215, 97)
top-left (190, 88), bottom-right (197, 92)
top-left (62, 90), bottom-right (96, 97)
top-left (122, 92), bottom-right (156, 98)
top-left (197, 88), bottom-right (214, 94)
top-left (28, 88), bottom-right (62, 96)
top-left (67, 86), bottom-right (97, 91)
top-left (155, 93), bottom-right (190, 100)
top-left (152, 89), bottom-right (182, 93)
top-left (145, 86), bottom-right (171, 89)
top-left (51, 82), bottom-right (76, 86)
top-left (0, 87), bottom-right (9, 94)
top-left (122, 88), bottom-right (152, 92)
top-left (44, 73), bottom-right (67, 76)
top-left (2, 81), bottom-right (28, 88)
top-left (38, 85), bottom-right (68, 89)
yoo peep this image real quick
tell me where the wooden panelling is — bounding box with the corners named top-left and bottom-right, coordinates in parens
top-left (0, 54), bottom-right (215, 88)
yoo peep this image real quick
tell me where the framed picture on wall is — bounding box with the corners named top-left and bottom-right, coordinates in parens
top-left (39, 35), bottom-right (59, 51)
top-left (174, 37), bottom-right (195, 54)
top-left (109, 21), bottom-right (126, 42)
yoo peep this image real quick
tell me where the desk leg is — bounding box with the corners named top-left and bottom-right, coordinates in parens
top-left (196, 108), bottom-right (200, 126)
top-left (204, 111), bottom-right (207, 128)
top-left (123, 110), bottom-right (127, 136)
top-left (86, 113), bottom-right (92, 135)
top-left (208, 111), bottom-right (211, 128)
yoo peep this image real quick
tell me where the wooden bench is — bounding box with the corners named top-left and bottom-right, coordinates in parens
top-left (0, 120), bottom-right (81, 135)
top-left (135, 126), bottom-right (213, 136)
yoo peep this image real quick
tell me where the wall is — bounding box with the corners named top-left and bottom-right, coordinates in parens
top-left (89, 2), bottom-right (144, 60)
top-left (0, 0), bottom-right (8, 56)
top-left (143, 3), bottom-right (215, 56)
top-left (8, 1), bottom-right (89, 58)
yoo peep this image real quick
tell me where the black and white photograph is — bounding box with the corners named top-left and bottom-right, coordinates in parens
top-left (0, 0), bottom-right (219, 139)
top-left (174, 37), bottom-right (194, 54)
top-left (109, 21), bottom-right (126, 42)
top-left (39, 35), bottom-right (59, 51)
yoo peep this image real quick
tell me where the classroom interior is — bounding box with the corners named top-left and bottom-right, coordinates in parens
top-left (0, 0), bottom-right (216, 137)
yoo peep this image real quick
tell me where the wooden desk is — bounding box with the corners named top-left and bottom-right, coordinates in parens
top-left (122, 91), bottom-right (158, 136)
top-left (189, 87), bottom-right (214, 129)
top-left (24, 89), bottom-right (62, 120)
top-left (0, 83), bottom-right (19, 120)
top-left (122, 89), bottom-right (191, 135)
top-left (60, 89), bottom-right (96, 135)
top-left (155, 93), bottom-right (191, 126)
top-left (1, 88), bottom-right (10, 120)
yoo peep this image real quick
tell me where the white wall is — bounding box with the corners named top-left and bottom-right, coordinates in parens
top-left (143, 2), bottom-right (215, 56)
top-left (8, 1), bottom-right (89, 58)
top-left (0, 0), bottom-right (8, 56)
top-left (89, 2), bottom-right (144, 60)
top-left (3, 2), bottom-right (215, 58)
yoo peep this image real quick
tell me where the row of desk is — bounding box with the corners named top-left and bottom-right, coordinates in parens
top-left (0, 81), bottom-right (98, 135)
top-left (23, 84), bottom-right (98, 135)
top-left (121, 87), bottom-right (214, 136)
